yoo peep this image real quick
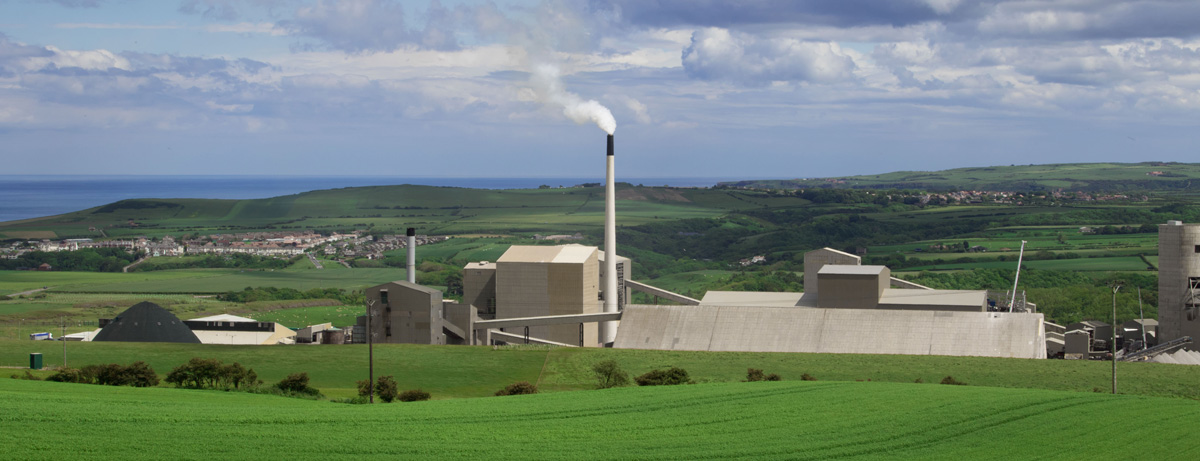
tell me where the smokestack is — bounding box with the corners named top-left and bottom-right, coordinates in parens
top-left (406, 227), bottom-right (416, 284)
top-left (601, 134), bottom-right (617, 345)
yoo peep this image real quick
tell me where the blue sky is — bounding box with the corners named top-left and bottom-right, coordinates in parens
top-left (2, 0), bottom-right (1198, 179)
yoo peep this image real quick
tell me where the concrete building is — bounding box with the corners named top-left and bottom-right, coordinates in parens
top-left (362, 280), bottom-right (473, 345)
top-left (458, 244), bottom-right (628, 347)
top-left (615, 247), bottom-right (1043, 359)
top-left (185, 314), bottom-right (296, 345)
top-left (1158, 221), bottom-right (1200, 350)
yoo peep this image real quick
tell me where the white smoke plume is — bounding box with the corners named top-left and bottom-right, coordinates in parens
top-left (530, 63), bottom-right (616, 135)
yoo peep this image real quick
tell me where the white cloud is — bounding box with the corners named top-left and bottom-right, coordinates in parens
top-left (681, 27), bottom-right (858, 85)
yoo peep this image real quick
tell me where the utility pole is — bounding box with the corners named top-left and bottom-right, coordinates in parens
top-left (366, 299), bottom-right (375, 404)
top-left (61, 316), bottom-right (66, 368)
top-left (1112, 283), bottom-right (1121, 394)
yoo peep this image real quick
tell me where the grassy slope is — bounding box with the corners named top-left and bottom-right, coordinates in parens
top-left (4, 342), bottom-right (1200, 400)
top-left (724, 162), bottom-right (1200, 191)
top-left (2, 378), bottom-right (1197, 459)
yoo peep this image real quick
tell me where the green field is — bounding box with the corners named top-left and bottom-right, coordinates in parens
top-left (0, 268), bottom-right (406, 296)
top-left (725, 162), bottom-right (1200, 192)
top-left (2, 378), bottom-right (1198, 459)
top-left (5, 341), bottom-right (1200, 400)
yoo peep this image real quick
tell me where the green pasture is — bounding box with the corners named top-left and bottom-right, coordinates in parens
top-left (42, 268), bottom-right (406, 293)
top-left (906, 256), bottom-right (1153, 272)
top-left (248, 304), bottom-right (361, 328)
top-left (4, 342), bottom-right (1200, 400)
top-left (3, 377), bottom-right (1199, 459)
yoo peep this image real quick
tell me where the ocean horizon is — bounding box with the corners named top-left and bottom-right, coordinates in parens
top-left (0, 175), bottom-right (740, 223)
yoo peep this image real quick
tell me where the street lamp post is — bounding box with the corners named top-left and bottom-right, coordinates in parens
top-left (1112, 283), bottom-right (1121, 395)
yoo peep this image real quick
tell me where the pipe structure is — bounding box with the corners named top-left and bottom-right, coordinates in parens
top-left (407, 227), bottom-right (416, 284)
top-left (601, 134), bottom-right (617, 345)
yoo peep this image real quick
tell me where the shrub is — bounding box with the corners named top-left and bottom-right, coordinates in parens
top-left (592, 360), bottom-right (630, 389)
top-left (495, 381), bottom-right (538, 396)
top-left (11, 370), bottom-right (41, 381)
top-left (914, 378), bottom-right (925, 384)
top-left (800, 373), bottom-right (815, 381)
top-left (46, 368), bottom-right (87, 383)
top-left (766, 373), bottom-right (782, 381)
top-left (375, 376), bottom-right (398, 403)
top-left (940, 376), bottom-right (966, 386)
top-left (635, 367), bottom-right (691, 386)
top-left (356, 379), bottom-right (373, 397)
top-left (745, 368), bottom-right (765, 382)
top-left (275, 372), bottom-right (319, 396)
top-left (166, 358), bottom-right (223, 389)
top-left (94, 363), bottom-right (132, 386)
top-left (123, 361), bottom-right (159, 388)
top-left (399, 389), bottom-right (431, 402)
top-left (331, 396), bottom-right (370, 404)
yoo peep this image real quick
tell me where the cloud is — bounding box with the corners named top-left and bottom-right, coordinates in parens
top-left (40, 0), bottom-right (107, 8)
top-left (681, 28), bottom-right (857, 85)
top-left (279, 0), bottom-right (465, 52)
top-left (602, 0), bottom-right (958, 28)
top-left (178, 0), bottom-right (293, 22)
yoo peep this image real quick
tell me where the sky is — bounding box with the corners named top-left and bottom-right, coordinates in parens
top-left (1, 0), bottom-right (1198, 179)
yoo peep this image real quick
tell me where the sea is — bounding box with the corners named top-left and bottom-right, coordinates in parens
top-left (0, 175), bottom-right (734, 223)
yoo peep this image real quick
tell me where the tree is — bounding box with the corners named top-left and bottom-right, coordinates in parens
top-left (591, 360), bottom-right (630, 389)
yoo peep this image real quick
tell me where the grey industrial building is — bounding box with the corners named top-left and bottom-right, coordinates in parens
top-left (613, 248), bottom-right (1046, 359)
top-left (1158, 220), bottom-right (1200, 350)
top-left (361, 244), bottom-right (628, 347)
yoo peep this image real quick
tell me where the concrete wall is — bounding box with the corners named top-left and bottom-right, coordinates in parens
top-left (462, 262), bottom-right (496, 318)
top-left (1159, 222), bottom-right (1200, 350)
top-left (496, 252), bottom-right (600, 346)
top-left (614, 304), bottom-right (1047, 359)
top-left (816, 267), bottom-right (888, 309)
top-left (365, 281), bottom-right (443, 345)
top-left (803, 248), bottom-right (860, 297)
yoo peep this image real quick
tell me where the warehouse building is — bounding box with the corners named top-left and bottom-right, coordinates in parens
top-left (185, 314), bottom-right (296, 345)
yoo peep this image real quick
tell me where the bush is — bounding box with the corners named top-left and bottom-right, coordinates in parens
top-left (356, 379), bottom-right (373, 397)
top-left (635, 367), bottom-right (691, 386)
top-left (46, 368), bottom-right (88, 384)
top-left (11, 370), bottom-right (41, 381)
top-left (399, 389), bottom-right (431, 402)
top-left (592, 360), bottom-right (630, 389)
top-left (375, 376), bottom-right (398, 403)
top-left (46, 362), bottom-right (158, 387)
top-left (940, 376), bottom-right (966, 386)
top-left (166, 358), bottom-right (257, 390)
top-left (274, 372), bottom-right (319, 396)
top-left (331, 396), bottom-right (370, 404)
top-left (799, 373), bottom-right (815, 381)
top-left (745, 368), bottom-right (765, 382)
top-left (914, 378), bottom-right (925, 384)
top-left (766, 373), bottom-right (782, 381)
top-left (218, 362), bottom-right (257, 390)
top-left (123, 361), bottom-right (159, 387)
top-left (495, 381), bottom-right (538, 396)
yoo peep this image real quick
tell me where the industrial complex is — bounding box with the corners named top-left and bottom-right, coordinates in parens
top-left (75, 135), bottom-right (1200, 364)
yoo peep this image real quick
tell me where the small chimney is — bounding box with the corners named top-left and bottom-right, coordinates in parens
top-left (406, 227), bottom-right (416, 284)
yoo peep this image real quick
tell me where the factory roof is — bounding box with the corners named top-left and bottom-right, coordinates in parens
top-left (464, 261), bottom-right (496, 270)
top-left (817, 265), bottom-right (887, 276)
top-left (498, 244), bottom-right (597, 264)
top-left (700, 291), bottom-right (805, 307)
top-left (93, 302), bottom-right (201, 344)
top-left (878, 289), bottom-right (986, 308)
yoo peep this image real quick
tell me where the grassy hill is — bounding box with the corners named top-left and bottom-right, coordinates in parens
top-left (4, 341), bottom-right (1200, 400)
top-left (721, 162), bottom-right (1200, 192)
top-left (2, 378), bottom-right (1197, 459)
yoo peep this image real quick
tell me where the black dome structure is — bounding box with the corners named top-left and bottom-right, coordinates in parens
top-left (93, 301), bottom-right (201, 343)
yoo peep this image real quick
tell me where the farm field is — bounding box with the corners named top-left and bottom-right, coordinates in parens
top-left (4, 341), bottom-right (1200, 400)
top-left (2, 378), bottom-right (1198, 459)
top-left (0, 267), bottom-right (406, 295)
top-left (905, 256), bottom-right (1152, 272)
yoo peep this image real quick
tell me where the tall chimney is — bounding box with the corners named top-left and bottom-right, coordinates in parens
top-left (601, 134), bottom-right (617, 345)
top-left (406, 227), bottom-right (416, 284)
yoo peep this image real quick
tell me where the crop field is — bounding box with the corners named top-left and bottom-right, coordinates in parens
top-left (39, 268), bottom-right (406, 293)
top-left (4, 341), bottom-right (1200, 400)
top-left (2, 378), bottom-right (1198, 459)
top-left (247, 304), bottom-right (360, 328)
top-left (905, 256), bottom-right (1152, 272)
